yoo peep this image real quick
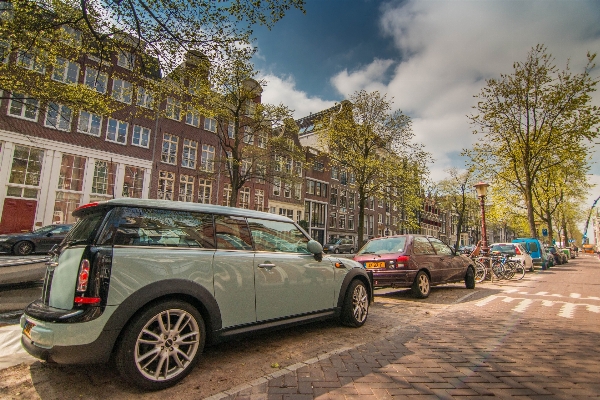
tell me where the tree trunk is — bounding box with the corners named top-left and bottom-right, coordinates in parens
top-left (524, 176), bottom-right (537, 238)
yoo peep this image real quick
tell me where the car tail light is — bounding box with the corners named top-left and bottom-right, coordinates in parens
top-left (74, 248), bottom-right (112, 307)
top-left (515, 247), bottom-right (521, 255)
top-left (396, 255), bottom-right (410, 268)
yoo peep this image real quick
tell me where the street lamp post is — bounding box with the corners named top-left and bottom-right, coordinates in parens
top-left (474, 182), bottom-right (490, 257)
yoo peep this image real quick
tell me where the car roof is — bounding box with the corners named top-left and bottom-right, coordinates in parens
top-left (73, 198), bottom-right (294, 223)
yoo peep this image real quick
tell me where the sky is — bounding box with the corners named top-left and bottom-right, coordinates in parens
top-left (251, 0), bottom-right (600, 239)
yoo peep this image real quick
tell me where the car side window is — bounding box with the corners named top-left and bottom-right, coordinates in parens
top-left (108, 207), bottom-right (216, 248)
top-left (429, 238), bottom-right (453, 255)
top-left (528, 242), bottom-right (538, 253)
top-left (412, 236), bottom-right (436, 255)
top-left (247, 218), bottom-right (310, 254)
top-left (214, 215), bottom-right (253, 251)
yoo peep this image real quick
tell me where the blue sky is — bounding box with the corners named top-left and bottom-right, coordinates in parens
top-left (251, 0), bottom-right (600, 228)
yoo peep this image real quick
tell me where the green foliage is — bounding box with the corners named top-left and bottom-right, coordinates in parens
top-left (316, 90), bottom-right (429, 247)
top-left (466, 45), bottom-right (600, 237)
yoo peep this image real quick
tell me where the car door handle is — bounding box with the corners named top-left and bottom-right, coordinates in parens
top-left (258, 263), bottom-right (276, 269)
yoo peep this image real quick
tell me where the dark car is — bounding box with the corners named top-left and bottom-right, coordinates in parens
top-left (0, 224), bottom-right (72, 255)
top-left (546, 246), bottom-right (565, 265)
top-left (353, 235), bottom-right (475, 298)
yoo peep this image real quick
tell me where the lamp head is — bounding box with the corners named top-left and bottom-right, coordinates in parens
top-left (474, 182), bottom-right (489, 197)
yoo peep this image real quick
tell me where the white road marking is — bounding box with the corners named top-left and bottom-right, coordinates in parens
top-left (514, 299), bottom-right (534, 313)
top-left (558, 303), bottom-right (576, 319)
top-left (477, 295), bottom-right (597, 318)
top-left (570, 293), bottom-right (581, 298)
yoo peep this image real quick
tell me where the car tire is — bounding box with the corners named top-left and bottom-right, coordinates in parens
top-left (411, 271), bottom-right (430, 299)
top-left (341, 279), bottom-right (369, 327)
top-left (334, 248), bottom-right (340, 254)
top-left (115, 300), bottom-right (205, 390)
top-left (465, 266), bottom-right (475, 289)
top-left (13, 241), bottom-right (34, 256)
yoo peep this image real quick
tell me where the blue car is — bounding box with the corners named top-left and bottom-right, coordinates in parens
top-left (512, 238), bottom-right (549, 268)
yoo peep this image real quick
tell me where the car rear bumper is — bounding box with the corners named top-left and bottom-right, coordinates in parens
top-left (370, 269), bottom-right (418, 288)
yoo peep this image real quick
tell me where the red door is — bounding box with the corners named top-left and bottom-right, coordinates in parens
top-left (0, 199), bottom-right (37, 234)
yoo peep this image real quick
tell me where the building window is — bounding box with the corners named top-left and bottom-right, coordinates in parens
top-left (348, 216), bottom-right (354, 230)
top-left (122, 165), bottom-right (144, 198)
top-left (57, 154), bottom-right (86, 191)
top-left (136, 86), bottom-right (153, 108)
top-left (294, 161), bottom-right (302, 177)
top-left (53, 192), bottom-right (81, 224)
top-left (44, 103), bottom-right (72, 131)
top-left (182, 139), bottom-right (198, 169)
top-left (243, 126), bottom-right (254, 145)
top-left (339, 215), bottom-right (346, 229)
top-left (283, 182), bottom-right (291, 198)
top-left (279, 208), bottom-right (294, 219)
top-left (349, 192), bottom-right (355, 209)
top-left (257, 132), bottom-right (267, 148)
top-left (331, 166), bottom-right (338, 180)
top-left (90, 160), bottom-right (116, 200)
top-left (198, 179), bottom-right (212, 204)
top-left (340, 190), bottom-right (347, 210)
top-left (330, 187), bottom-right (338, 205)
top-left (161, 133), bottom-right (179, 164)
top-left (273, 177), bottom-right (281, 196)
top-left (84, 67), bottom-right (107, 93)
top-left (132, 125), bottom-right (150, 148)
top-left (307, 180), bottom-right (315, 195)
top-left (8, 94), bottom-right (39, 121)
top-left (61, 25), bottom-right (82, 46)
top-left (7, 145), bottom-right (44, 198)
top-left (17, 49), bottom-right (45, 73)
top-left (340, 170), bottom-right (347, 185)
top-left (166, 97), bottom-right (181, 121)
top-left (294, 182), bottom-right (302, 200)
top-left (112, 78), bottom-right (132, 104)
top-left (0, 40), bottom-right (10, 63)
top-left (330, 212), bottom-right (336, 228)
top-left (158, 171), bottom-right (175, 200)
top-left (78, 111), bottom-right (102, 136)
top-left (204, 116), bottom-right (217, 132)
top-left (313, 161), bottom-right (324, 172)
top-left (179, 174), bottom-right (194, 202)
top-left (185, 107), bottom-right (200, 127)
top-left (378, 214), bottom-right (383, 224)
top-left (227, 121), bottom-right (234, 138)
top-left (222, 183), bottom-right (232, 206)
top-left (117, 50), bottom-right (134, 70)
top-left (106, 118), bottom-right (128, 144)
top-left (349, 172), bottom-right (356, 185)
top-left (200, 144), bottom-right (215, 172)
top-left (52, 57), bottom-right (79, 84)
top-left (239, 187), bottom-right (250, 209)
top-left (255, 189), bottom-right (264, 211)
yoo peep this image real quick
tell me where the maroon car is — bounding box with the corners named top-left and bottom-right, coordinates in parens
top-left (353, 235), bottom-right (475, 298)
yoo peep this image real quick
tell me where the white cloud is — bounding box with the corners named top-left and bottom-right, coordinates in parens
top-left (330, 0), bottom-right (600, 181)
top-left (258, 74), bottom-right (335, 118)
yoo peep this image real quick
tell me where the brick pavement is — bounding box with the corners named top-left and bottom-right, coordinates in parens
top-left (207, 255), bottom-right (600, 399)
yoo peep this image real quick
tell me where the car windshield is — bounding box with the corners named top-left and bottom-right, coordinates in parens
top-left (31, 225), bottom-right (56, 234)
top-left (490, 244), bottom-right (516, 255)
top-left (326, 240), bottom-right (340, 245)
top-left (357, 236), bottom-right (407, 255)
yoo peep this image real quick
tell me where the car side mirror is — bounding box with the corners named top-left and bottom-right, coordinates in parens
top-left (307, 240), bottom-right (323, 261)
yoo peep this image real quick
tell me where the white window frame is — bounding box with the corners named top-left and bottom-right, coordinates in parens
top-left (136, 86), bottom-right (153, 108)
top-left (198, 179), bottom-right (212, 204)
top-left (185, 107), bottom-right (200, 127)
top-left (52, 57), bottom-right (80, 84)
top-left (182, 139), bottom-right (198, 169)
top-left (132, 125), bottom-right (150, 148)
top-left (117, 50), bottom-right (135, 70)
top-left (161, 133), bottom-right (179, 165)
top-left (243, 126), bottom-right (254, 145)
top-left (77, 111), bottom-right (102, 136)
top-left (106, 118), bottom-right (129, 144)
top-left (255, 189), bottom-right (264, 212)
top-left (158, 171), bottom-right (175, 200)
top-left (204, 116), bottom-right (217, 132)
top-left (8, 94), bottom-right (39, 121)
top-left (84, 67), bottom-right (107, 94)
top-left (179, 174), bottom-right (194, 202)
top-left (200, 144), bottom-right (215, 172)
top-left (112, 78), bottom-right (132, 104)
top-left (17, 49), bottom-right (45, 73)
top-left (239, 187), bottom-right (250, 209)
top-left (44, 102), bottom-right (72, 131)
top-left (227, 121), bottom-right (234, 138)
top-left (273, 177), bottom-right (281, 196)
top-left (166, 97), bottom-right (181, 121)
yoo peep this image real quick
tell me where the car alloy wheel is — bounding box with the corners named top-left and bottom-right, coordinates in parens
top-left (14, 241), bottom-right (33, 256)
top-left (116, 300), bottom-right (205, 390)
top-left (341, 280), bottom-right (369, 327)
top-left (412, 271), bottom-right (430, 298)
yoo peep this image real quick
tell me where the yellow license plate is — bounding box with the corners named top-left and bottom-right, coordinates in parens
top-left (365, 262), bottom-right (385, 269)
top-left (23, 321), bottom-right (35, 339)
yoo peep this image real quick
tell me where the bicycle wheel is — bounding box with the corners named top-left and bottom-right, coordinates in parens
top-left (513, 261), bottom-right (526, 280)
top-left (492, 260), bottom-right (504, 280)
top-left (503, 261), bottom-right (516, 280)
top-left (474, 260), bottom-right (486, 283)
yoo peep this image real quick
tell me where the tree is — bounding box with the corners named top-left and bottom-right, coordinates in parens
top-left (466, 45), bottom-right (600, 238)
top-left (435, 168), bottom-right (479, 250)
top-left (191, 47), bottom-right (304, 207)
top-left (0, 0), bottom-right (305, 112)
top-left (316, 90), bottom-right (429, 248)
